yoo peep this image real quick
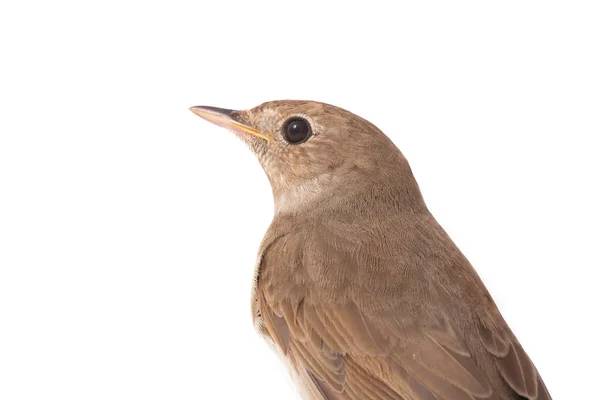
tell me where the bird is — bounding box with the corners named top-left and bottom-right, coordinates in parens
top-left (189, 100), bottom-right (552, 400)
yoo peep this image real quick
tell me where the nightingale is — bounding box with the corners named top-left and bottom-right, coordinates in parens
top-left (190, 101), bottom-right (552, 400)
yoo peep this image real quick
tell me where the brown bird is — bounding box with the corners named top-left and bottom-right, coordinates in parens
top-left (190, 101), bottom-right (551, 400)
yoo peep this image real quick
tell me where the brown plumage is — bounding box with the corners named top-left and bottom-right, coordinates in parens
top-left (190, 100), bottom-right (552, 400)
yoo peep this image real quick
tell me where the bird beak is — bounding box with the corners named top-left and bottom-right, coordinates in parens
top-left (189, 106), bottom-right (271, 142)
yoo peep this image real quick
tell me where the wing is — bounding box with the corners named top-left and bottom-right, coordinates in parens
top-left (259, 293), bottom-right (551, 400)
top-left (255, 216), bottom-right (552, 400)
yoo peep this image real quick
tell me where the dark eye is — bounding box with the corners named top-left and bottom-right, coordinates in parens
top-left (283, 117), bottom-right (312, 144)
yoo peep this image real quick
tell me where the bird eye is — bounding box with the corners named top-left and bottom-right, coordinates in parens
top-left (283, 117), bottom-right (312, 144)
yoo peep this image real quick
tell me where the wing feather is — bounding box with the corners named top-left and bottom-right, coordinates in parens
top-left (254, 220), bottom-right (551, 399)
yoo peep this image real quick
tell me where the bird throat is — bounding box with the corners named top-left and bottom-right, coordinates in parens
top-left (273, 168), bottom-right (425, 216)
top-left (273, 172), bottom-right (339, 215)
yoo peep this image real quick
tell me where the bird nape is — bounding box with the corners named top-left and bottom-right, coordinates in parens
top-left (190, 100), bottom-right (551, 400)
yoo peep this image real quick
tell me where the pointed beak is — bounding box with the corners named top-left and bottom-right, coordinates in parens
top-left (189, 106), bottom-right (271, 142)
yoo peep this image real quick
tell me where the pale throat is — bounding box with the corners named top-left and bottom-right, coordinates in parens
top-left (272, 172), bottom-right (342, 215)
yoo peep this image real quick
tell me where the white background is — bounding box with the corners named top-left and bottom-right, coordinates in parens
top-left (1, 1), bottom-right (598, 399)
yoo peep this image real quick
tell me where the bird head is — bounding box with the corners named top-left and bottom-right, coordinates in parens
top-left (190, 100), bottom-right (424, 215)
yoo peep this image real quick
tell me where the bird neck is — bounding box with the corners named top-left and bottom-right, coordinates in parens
top-left (272, 171), bottom-right (339, 215)
top-left (272, 165), bottom-right (427, 217)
